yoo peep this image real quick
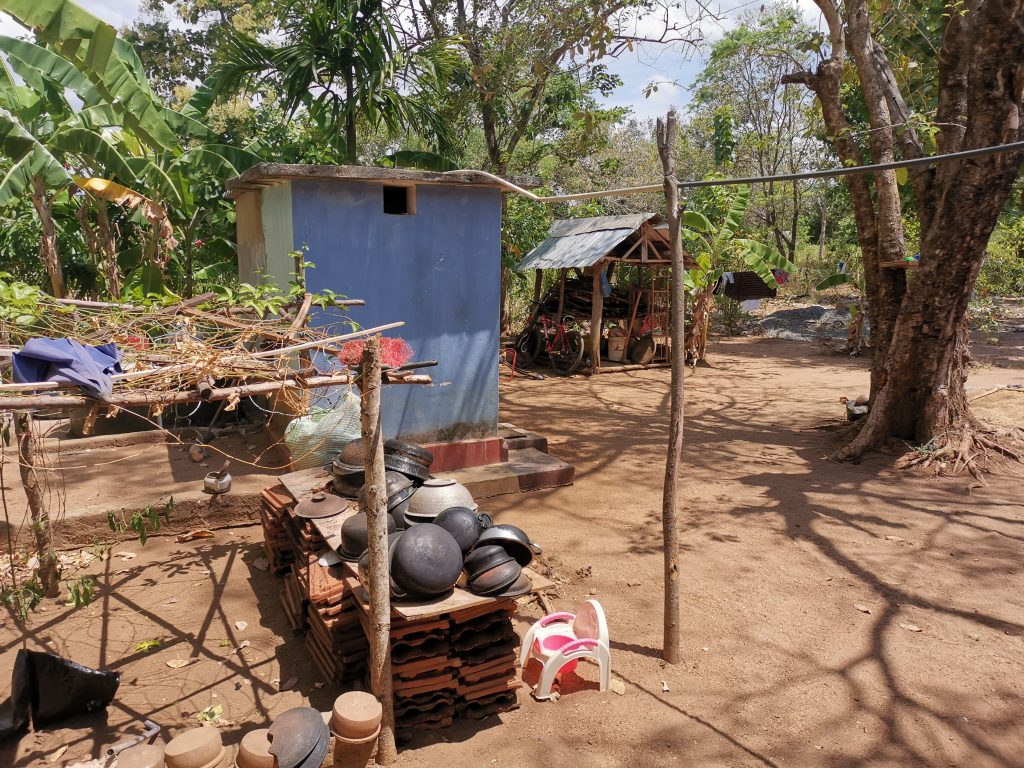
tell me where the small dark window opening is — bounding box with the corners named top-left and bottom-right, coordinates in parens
top-left (383, 185), bottom-right (415, 215)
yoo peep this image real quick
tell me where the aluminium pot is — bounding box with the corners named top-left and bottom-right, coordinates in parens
top-left (339, 512), bottom-right (397, 561)
top-left (357, 471), bottom-right (414, 512)
top-left (463, 544), bottom-right (515, 581)
top-left (472, 524), bottom-right (542, 567)
top-left (467, 559), bottom-right (522, 596)
top-left (390, 524), bottom-right (463, 598)
top-left (432, 507), bottom-right (491, 555)
top-left (384, 439), bottom-right (434, 469)
top-left (406, 478), bottom-right (475, 523)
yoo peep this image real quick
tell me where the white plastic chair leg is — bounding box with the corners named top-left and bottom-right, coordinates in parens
top-left (519, 624), bottom-right (539, 669)
top-left (597, 646), bottom-right (611, 691)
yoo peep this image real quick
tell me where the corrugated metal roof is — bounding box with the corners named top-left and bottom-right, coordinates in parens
top-left (516, 212), bottom-right (659, 271)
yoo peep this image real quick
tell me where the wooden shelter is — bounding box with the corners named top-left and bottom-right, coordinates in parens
top-left (515, 213), bottom-right (693, 371)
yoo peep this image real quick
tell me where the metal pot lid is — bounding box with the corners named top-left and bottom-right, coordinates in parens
top-left (294, 492), bottom-right (348, 519)
top-left (268, 707), bottom-right (329, 768)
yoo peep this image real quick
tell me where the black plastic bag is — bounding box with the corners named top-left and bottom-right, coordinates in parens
top-left (0, 650), bottom-right (119, 741)
top-left (0, 650), bottom-right (31, 741)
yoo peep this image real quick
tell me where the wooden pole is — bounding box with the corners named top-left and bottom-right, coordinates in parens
top-left (15, 414), bottom-right (59, 596)
top-left (656, 109), bottom-right (683, 665)
top-left (533, 270), bottom-right (543, 307)
top-left (590, 266), bottom-right (604, 372)
top-left (359, 337), bottom-right (397, 765)
top-left (557, 268), bottom-right (567, 318)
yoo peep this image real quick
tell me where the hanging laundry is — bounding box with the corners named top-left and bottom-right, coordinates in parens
top-left (722, 271), bottom-right (777, 302)
top-left (741, 299), bottom-right (762, 312)
top-left (12, 338), bottom-right (122, 401)
top-left (772, 269), bottom-right (790, 286)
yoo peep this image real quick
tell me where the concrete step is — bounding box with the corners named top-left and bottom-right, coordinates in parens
top-left (445, 447), bottom-right (574, 499)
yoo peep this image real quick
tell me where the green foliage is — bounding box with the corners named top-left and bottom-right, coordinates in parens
top-left (107, 497), bottom-right (173, 546)
top-left (66, 575), bottom-right (95, 608)
top-left (682, 185), bottom-right (795, 292)
top-left (977, 215), bottom-right (1024, 297)
top-left (1, 577), bottom-right (44, 622)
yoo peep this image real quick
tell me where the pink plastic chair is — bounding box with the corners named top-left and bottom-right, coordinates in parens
top-left (519, 599), bottom-right (611, 700)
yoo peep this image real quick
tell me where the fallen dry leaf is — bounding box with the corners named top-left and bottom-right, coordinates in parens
top-left (884, 535), bottom-right (906, 543)
top-left (234, 640), bottom-right (252, 654)
top-left (854, 603), bottom-right (872, 614)
top-left (49, 745), bottom-right (68, 762)
top-left (119, 552), bottom-right (137, 561)
top-left (252, 557), bottom-right (270, 572)
top-left (900, 623), bottom-right (923, 633)
top-left (660, 680), bottom-right (670, 692)
top-left (609, 678), bottom-right (626, 695)
top-left (177, 530), bottom-right (215, 543)
top-left (234, 620), bottom-right (248, 631)
top-left (314, 682), bottom-right (325, 689)
top-left (166, 658), bottom-right (196, 669)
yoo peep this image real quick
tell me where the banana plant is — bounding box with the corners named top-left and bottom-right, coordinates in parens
top-left (0, 40), bottom-right (141, 296)
top-left (680, 185), bottom-right (796, 361)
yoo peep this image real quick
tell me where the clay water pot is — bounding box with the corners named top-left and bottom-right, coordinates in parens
top-left (268, 707), bottom-right (329, 768)
top-left (405, 478), bottom-right (474, 523)
top-left (331, 727), bottom-right (380, 768)
top-left (340, 513), bottom-right (397, 561)
top-left (432, 507), bottom-right (490, 554)
top-left (390, 524), bottom-right (463, 598)
top-left (164, 727), bottom-right (224, 768)
top-left (235, 729), bottom-right (275, 768)
top-left (467, 559), bottom-right (522, 596)
top-left (473, 524), bottom-right (541, 567)
top-left (117, 744), bottom-right (166, 768)
top-left (330, 692), bottom-right (382, 739)
top-left (463, 545), bottom-right (514, 580)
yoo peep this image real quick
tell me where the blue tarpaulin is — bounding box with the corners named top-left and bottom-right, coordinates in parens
top-left (12, 339), bottom-right (122, 401)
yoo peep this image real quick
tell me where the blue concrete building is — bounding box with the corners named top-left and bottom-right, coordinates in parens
top-left (227, 165), bottom-right (505, 442)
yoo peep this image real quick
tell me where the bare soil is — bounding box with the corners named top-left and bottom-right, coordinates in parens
top-left (2, 336), bottom-right (1023, 768)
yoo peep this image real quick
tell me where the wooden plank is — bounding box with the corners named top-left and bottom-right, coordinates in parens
top-left (279, 466), bottom-right (332, 500)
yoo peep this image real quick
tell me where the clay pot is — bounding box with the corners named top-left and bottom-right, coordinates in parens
top-left (340, 512), bottom-right (397, 561)
top-left (117, 744), bottom-right (165, 768)
top-left (405, 479), bottom-right (474, 523)
top-left (467, 559), bottom-right (522, 596)
top-left (463, 545), bottom-right (514, 580)
top-left (473, 524), bottom-right (541, 567)
top-left (331, 727), bottom-right (379, 768)
top-left (235, 729), bottom-right (274, 768)
top-left (330, 692), bottom-right (382, 740)
top-left (268, 707), bottom-right (329, 768)
top-left (164, 727), bottom-right (224, 768)
top-left (390, 524), bottom-right (464, 598)
top-left (432, 507), bottom-right (490, 554)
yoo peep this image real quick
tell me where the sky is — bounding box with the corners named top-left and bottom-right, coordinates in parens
top-left (0, 0), bottom-right (826, 121)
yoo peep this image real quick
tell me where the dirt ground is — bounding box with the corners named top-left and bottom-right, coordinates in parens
top-left (2, 334), bottom-right (1023, 768)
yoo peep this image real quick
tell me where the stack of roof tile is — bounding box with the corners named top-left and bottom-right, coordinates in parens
top-left (450, 600), bottom-right (521, 720)
top-left (302, 572), bottom-right (368, 683)
top-left (259, 485), bottom-right (295, 573)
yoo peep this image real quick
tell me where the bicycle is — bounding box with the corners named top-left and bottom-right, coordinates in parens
top-left (514, 313), bottom-right (584, 375)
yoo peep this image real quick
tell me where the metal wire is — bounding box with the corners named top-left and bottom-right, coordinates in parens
top-left (447, 139), bottom-right (1024, 202)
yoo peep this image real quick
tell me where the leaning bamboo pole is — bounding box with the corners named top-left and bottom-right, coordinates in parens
top-left (359, 336), bottom-right (397, 765)
top-left (0, 372), bottom-right (431, 410)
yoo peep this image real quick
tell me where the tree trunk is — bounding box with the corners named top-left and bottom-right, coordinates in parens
top-left (656, 110), bottom-right (683, 665)
top-left (685, 285), bottom-right (714, 362)
top-left (359, 337), bottom-right (397, 765)
top-left (345, 68), bottom-right (358, 164)
top-left (31, 177), bottom-right (66, 298)
top-left (95, 201), bottom-right (121, 298)
top-left (15, 414), bottom-right (59, 596)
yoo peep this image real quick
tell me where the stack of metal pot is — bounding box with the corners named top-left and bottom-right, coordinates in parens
top-left (333, 438), bottom-right (541, 602)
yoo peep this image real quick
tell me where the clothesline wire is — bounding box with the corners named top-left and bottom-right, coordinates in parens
top-left (447, 139), bottom-right (1024, 202)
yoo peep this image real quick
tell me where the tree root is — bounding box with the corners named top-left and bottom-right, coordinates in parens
top-left (895, 423), bottom-right (1024, 478)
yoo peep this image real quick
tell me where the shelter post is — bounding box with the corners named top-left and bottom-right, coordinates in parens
top-left (590, 266), bottom-right (604, 371)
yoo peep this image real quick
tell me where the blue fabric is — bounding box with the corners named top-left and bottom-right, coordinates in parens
top-left (12, 339), bottom-right (122, 401)
top-left (600, 269), bottom-right (612, 298)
